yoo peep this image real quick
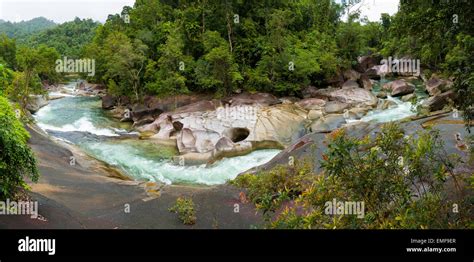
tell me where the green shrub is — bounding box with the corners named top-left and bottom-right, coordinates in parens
top-left (0, 96), bottom-right (39, 200)
top-left (232, 123), bottom-right (471, 229)
top-left (169, 197), bottom-right (197, 225)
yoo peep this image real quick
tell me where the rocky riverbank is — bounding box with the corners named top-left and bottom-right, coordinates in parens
top-left (0, 122), bottom-right (263, 229)
top-left (75, 55), bottom-right (462, 168)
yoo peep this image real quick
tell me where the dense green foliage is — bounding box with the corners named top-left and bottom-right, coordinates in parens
top-left (26, 18), bottom-right (99, 58)
top-left (233, 124), bottom-right (472, 229)
top-left (0, 17), bottom-right (56, 39)
top-left (0, 96), bottom-right (39, 200)
top-left (84, 0), bottom-right (350, 97)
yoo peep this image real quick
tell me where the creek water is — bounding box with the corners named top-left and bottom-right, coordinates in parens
top-left (35, 83), bottom-right (280, 185)
top-left (35, 81), bottom-right (425, 185)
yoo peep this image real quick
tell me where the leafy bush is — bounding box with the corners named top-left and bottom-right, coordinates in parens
top-left (0, 96), bottom-right (39, 200)
top-left (169, 197), bottom-right (197, 225)
top-left (232, 123), bottom-right (471, 229)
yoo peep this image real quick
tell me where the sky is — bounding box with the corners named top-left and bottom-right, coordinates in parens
top-left (0, 0), bottom-right (399, 24)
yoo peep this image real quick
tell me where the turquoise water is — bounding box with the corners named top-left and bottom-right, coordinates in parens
top-left (34, 88), bottom-right (280, 185)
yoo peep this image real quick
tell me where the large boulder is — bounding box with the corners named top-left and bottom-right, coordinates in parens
top-left (308, 109), bottom-right (324, 120)
top-left (145, 94), bottom-right (210, 112)
top-left (193, 130), bottom-right (221, 153)
top-left (226, 92), bottom-right (280, 107)
top-left (101, 94), bottom-right (116, 109)
top-left (342, 80), bottom-right (360, 89)
top-left (131, 105), bottom-right (163, 123)
top-left (355, 55), bottom-right (382, 73)
top-left (295, 98), bottom-right (326, 110)
top-left (383, 79), bottom-right (415, 97)
top-left (425, 76), bottom-right (452, 96)
top-left (359, 74), bottom-right (373, 90)
top-left (26, 95), bottom-right (49, 113)
top-left (301, 86), bottom-right (320, 98)
top-left (391, 80), bottom-right (415, 96)
top-left (421, 90), bottom-right (456, 111)
top-left (323, 87), bottom-right (378, 107)
top-left (310, 114), bottom-right (347, 133)
top-left (326, 71), bottom-right (345, 87)
top-left (250, 104), bottom-right (307, 146)
top-left (324, 101), bottom-right (350, 114)
top-left (177, 128), bottom-right (197, 153)
top-left (343, 69), bottom-right (361, 81)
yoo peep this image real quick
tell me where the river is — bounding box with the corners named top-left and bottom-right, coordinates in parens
top-left (34, 81), bottom-right (425, 185)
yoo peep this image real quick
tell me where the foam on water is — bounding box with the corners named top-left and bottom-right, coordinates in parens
top-left (82, 142), bottom-right (280, 185)
top-left (349, 96), bottom-right (420, 124)
top-left (37, 117), bottom-right (120, 137)
top-left (34, 93), bottom-right (281, 185)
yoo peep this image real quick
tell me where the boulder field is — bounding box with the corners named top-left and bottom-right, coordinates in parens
top-left (93, 55), bottom-right (459, 167)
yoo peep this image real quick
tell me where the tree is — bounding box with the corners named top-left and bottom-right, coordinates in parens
top-left (101, 32), bottom-right (148, 100)
top-left (15, 46), bottom-right (43, 109)
top-left (195, 30), bottom-right (242, 96)
top-left (0, 34), bottom-right (17, 69)
top-left (0, 95), bottom-right (39, 200)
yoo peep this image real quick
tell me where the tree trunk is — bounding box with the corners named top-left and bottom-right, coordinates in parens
top-left (226, 12), bottom-right (233, 53)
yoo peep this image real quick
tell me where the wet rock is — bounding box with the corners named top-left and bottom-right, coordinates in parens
top-left (310, 114), bottom-right (347, 133)
top-left (26, 95), bottom-right (49, 113)
top-left (177, 128), bottom-right (197, 153)
top-left (324, 101), bottom-right (351, 114)
top-left (377, 99), bottom-right (397, 110)
top-left (131, 106), bottom-right (163, 123)
top-left (359, 74), bottom-right (373, 90)
top-left (349, 107), bottom-right (370, 119)
top-left (325, 87), bottom-right (378, 107)
top-left (101, 94), bottom-right (116, 110)
top-left (343, 69), bottom-right (361, 81)
top-left (296, 98), bottom-right (326, 110)
top-left (308, 109), bottom-right (324, 120)
top-left (421, 90), bottom-right (456, 111)
top-left (401, 93), bottom-right (416, 102)
top-left (376, 91), bottom-right (388, 99)
top-left (301, 86), bottom-right (320, 98)
top-left (227, 92), bottom-right (280, 107)
top-left (355, 55), bottom-right (382, 73)
top-left (383, 79), bottom-right (415, 97)
top-left (425, 76), bottom-right (452, 96)
top-left (326, 71), bottom-right (345, 87)
top-left (342, 80), bottom-right (360, 89)
top-left (279, 96), bottom-right (300, 104)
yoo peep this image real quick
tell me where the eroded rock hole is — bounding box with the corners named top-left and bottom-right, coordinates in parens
top-left (226, 128), bottom-right (250, 142)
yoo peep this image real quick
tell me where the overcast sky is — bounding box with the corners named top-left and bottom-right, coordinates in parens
top-left (0, 0), bottom-right (399, 24)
